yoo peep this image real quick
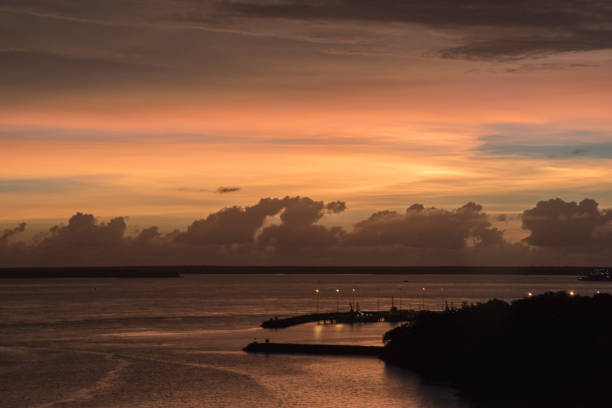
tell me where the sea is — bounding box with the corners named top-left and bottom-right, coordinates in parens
top-left (1, 273), bottom-right (607, 407)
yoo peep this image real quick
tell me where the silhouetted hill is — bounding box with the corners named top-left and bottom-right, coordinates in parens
top-left (1, 265), bottom-right (609, 277)
top-left (381, 292), bottom-right (612, 407)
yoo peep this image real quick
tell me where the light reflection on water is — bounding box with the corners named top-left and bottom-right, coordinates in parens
top-left (1, 274), bottom-right (608, 407)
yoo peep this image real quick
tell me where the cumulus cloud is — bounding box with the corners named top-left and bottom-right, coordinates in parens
top-left (0, 222), bottom-right (26, 245)
top-left (175, 198), bottom-right (286, 245)
top-left (257, 197), bottom-right (346, 258)
top-left (522, 198), bottom-right (612, 247)
top-left (27, 213), bottom-right (127, 265)
top-left (346, 202), bottom-right (504, 249)
top-left (132, 226), bottom-right (162, 247)
top-left (3, 196), bottom-right (612, 267)
top-left (495, 214), bottom-right (508, 222)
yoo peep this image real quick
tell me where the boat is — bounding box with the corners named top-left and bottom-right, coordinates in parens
top-left (578, 268), bottom-right (612, 281)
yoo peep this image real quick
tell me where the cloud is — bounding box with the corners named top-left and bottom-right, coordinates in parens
top-left (0, 176), bottom-right (102, 193)
top-left (29, 213), bottom-right (128, 265)
top-left (346, 202), bottom-right (504, 249)
top-left (0, 49), bottom-right (167, 92)
top-left (217, 186), bottom-right (241, 194)
top-left (522, 198), bottom-right (612, 247)
top-left (131, 226), bottom-right (161, 247)
top-left (0, 222), bottom-right (26, 245)
top-left (4, 0), bottom-right (612, 64)
top-left (3, 196), bottom-right (612, 267)
top-left (256, 197), bottom-right (347, 259)
top-left (212, 0), bottom-right (612, 59)
top-left (175, 198), bottom-right (285, 245)
top-left (495, 214), bottom-right (508, 222)
top-left (476, 124), bottom-right (612, 159)
top-left (477, 141), bottom-right (612, 159)
top-left (173, 196), bottom-right (345, 247)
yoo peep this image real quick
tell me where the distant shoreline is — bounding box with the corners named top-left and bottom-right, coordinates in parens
top-left (0, 265), bottom-right (607, 278)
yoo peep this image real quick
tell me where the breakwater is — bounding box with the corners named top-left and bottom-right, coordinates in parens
top-left (243, 342), bottom-right (384, 356)
top-left (261, 310), bottom-right (418, 328)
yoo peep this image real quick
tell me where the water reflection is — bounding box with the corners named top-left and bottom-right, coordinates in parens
top-left (1, 274), bottom-right (600, 407)
top-left (383, 364), bottom-right (471, 408)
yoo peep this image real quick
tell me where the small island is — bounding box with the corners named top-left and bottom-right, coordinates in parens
top-left (380, 291), bottom-right (612, 406)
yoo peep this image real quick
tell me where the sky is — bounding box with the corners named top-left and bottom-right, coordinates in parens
top-left (2, 1), bottom-right (612, 266)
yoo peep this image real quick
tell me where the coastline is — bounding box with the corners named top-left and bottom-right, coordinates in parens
top-left (2, 265), bottom-right (610, 278)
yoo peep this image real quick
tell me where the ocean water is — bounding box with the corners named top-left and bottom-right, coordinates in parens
top-left (0, 274), bottom-right (607, 407)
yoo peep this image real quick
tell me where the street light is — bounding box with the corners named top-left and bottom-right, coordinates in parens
top-left (352, 288), bottom-right (356, 312)
top-left (421, 287), bottom-right (426, 310)
top-left (315, 288), bottom-right (320, 314)
top-left (336, 289), bottom-right (341, 312)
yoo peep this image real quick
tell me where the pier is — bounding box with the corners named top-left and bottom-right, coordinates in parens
top-left (243, 341), bottom-right (384, 356)
top-left (261, 309), bottom-right (419, 328)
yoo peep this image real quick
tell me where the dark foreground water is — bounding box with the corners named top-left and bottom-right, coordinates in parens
top-left (1, 274), bottom-right (608, 407)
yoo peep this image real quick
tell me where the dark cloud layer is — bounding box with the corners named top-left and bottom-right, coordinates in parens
top-left (3, 0), bottom-right (612, 63)
top-left (2, 196), bottom-right (611, 266)
top-left (214, 0), bottom-right (612, 59)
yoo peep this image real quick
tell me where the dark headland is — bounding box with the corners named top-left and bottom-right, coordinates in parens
top-left (381, 291), bottom-right (612, 406)
top-left (1, 265), bottom-right (609, 278)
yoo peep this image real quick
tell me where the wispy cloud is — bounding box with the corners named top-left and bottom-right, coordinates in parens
top-left (217, 186), bottom-right (241, 194)
top-left (0, 176), bottom-right (112, 194)
top-left (212, 0), bottom-right (612, 60)
top-left (476, 123), bottom-right (612, 159)
top-left (477, 139), bottom-right (612, 159)
top-left (5, 0), bottom-right (612, 61)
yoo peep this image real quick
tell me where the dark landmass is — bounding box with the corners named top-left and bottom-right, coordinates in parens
top-left (381, 291), bottom-right (612, 407)
top-left (0, 267), bottom-right (180, 278)
top-left (243, 342), bottom-right (383, 356)
top-left (1, 265), bottom-right (610, 278)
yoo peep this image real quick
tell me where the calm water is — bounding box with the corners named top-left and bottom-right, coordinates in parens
top-left (0, 274), bottom-right (607, 407)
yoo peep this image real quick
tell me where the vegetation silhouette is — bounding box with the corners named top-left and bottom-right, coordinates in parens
top-left (381, 291), bottom-right (612, 406)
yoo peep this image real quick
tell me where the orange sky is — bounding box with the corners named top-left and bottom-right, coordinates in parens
top-left (2, 1), bottom-right (612, 240)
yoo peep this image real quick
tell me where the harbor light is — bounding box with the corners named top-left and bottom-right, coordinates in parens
top-left (421, 287), bottom-right (426, 310)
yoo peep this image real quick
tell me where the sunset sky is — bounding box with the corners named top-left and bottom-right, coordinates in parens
top-left (2, 1), bottom-right (612, 265)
